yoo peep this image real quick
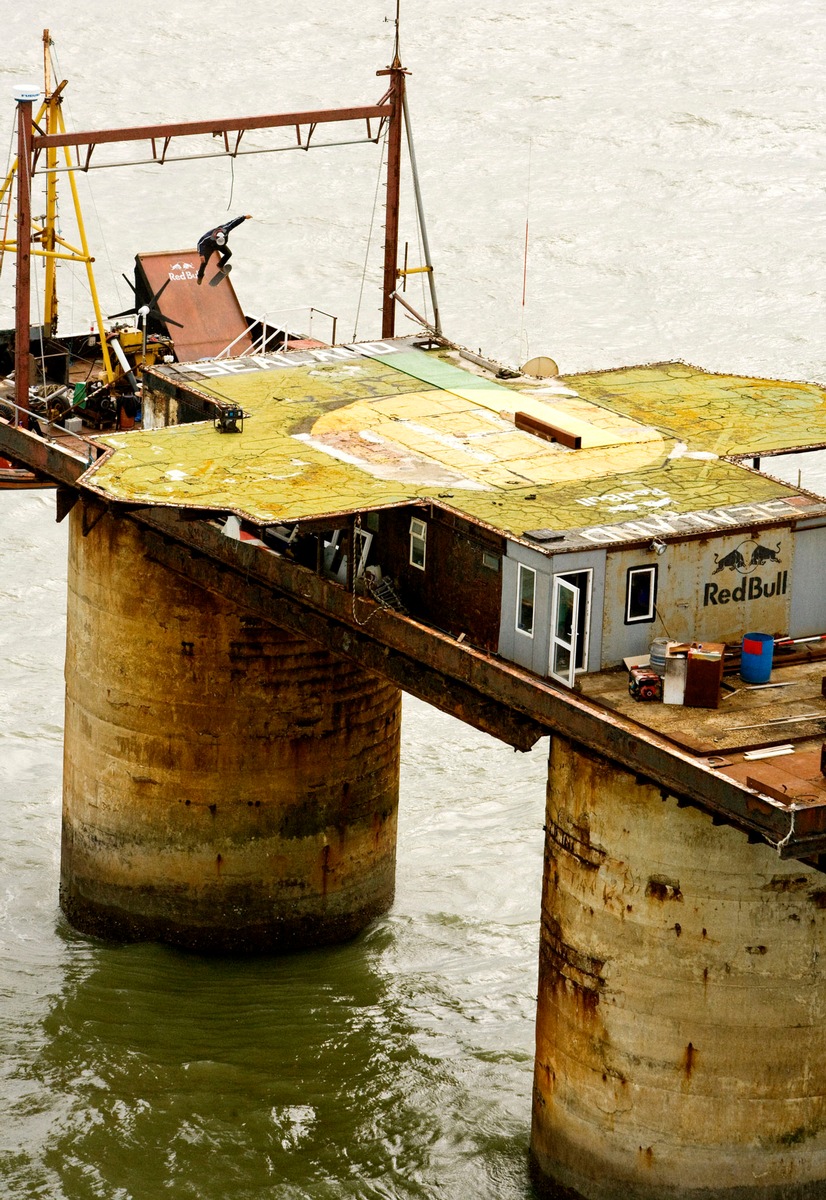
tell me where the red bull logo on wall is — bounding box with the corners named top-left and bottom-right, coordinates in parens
top-left (704, 539), bottom-right (788, 606)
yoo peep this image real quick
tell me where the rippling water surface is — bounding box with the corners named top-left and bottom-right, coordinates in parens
top-left (2, 1), bottom-right (825, 1196)
top-left (0, 485), bottom-right (547, 1199)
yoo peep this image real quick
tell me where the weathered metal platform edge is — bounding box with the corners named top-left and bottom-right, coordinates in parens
top-left (0, 418), bottom-right (92, 480)
top-left (124, 501), bottom-right (815, 860)
top-left (0, 421), bottom-right (817, 859)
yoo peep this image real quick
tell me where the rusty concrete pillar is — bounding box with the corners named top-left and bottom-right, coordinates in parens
top-left (60, 506), bottom-right (401, 952)
top-left (531, 735), bottom-right (826, 1200)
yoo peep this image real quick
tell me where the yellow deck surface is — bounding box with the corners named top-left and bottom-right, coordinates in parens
top-left (85, 348), bottom-right (825, 535)
top-left (570, 361), bottom-right (826, 456)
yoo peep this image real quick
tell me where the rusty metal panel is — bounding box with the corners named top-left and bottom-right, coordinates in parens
top-left (136, 252), bottom-right (253, 362)
top-left (601, 530), bottom-right (794, 667)
top-left (0, 418), bottom-right (90, 484)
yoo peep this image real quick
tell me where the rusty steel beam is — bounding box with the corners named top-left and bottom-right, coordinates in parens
top-left (0, 419), bottom-right (90, 484)
top-left (138, 521), bottom-right (545, 752)
top-left (124, 504), bottom-right (825, 857)
top-left (32, 104), bottom-right (392, 153)
top-left (379, 60), bottom-right (405, 339)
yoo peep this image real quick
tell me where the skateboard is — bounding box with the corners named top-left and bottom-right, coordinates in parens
top-left (209, 264), bottom-right (232, 286)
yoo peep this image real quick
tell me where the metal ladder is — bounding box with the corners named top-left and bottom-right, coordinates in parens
top-left (366, 573), bottom-right (408, 615)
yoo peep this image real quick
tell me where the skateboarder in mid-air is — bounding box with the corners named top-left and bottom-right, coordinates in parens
top-left (196, 214), bottom-right (252, 284)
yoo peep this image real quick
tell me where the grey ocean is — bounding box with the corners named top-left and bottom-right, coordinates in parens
top-left (1, 2), bottom-right (825, 1197)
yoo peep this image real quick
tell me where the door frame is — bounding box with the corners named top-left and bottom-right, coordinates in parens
top-left (549, 568), bottom-right (593, 686)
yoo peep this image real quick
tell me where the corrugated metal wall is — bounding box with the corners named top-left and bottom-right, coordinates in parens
top-left (790, 524), bottom-right (826, 637)
top-left (601, 529), bottom-right (793, 665)
top-left (500, 542), bottom-right (606, 677)
top-left (500, 522), bottom-right (826, 676)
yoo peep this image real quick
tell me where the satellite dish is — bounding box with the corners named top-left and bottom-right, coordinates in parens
top-left (521, 355), bottom-right (559, 379)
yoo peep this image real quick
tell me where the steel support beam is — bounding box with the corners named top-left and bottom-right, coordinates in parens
top-left (138, 521), bottom-right (546, 752)
top-left (0, 420), bottom-right (90, 483)
top-left (123, 504), bottom-right (824, 858)
top-left (32, 104), bottom-right (392, 154)
top-left (379, 59), bottom-right (406, 339)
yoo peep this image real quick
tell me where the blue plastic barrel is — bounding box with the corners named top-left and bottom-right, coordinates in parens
top-left (740, 632), bottom-right (773, 683)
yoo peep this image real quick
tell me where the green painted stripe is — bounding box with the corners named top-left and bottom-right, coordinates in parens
top-left (372, 350), bottom-right (515, 400)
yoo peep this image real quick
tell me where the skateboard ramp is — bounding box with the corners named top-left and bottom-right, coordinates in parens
top-left (135, 251), bottom-right (254, 362)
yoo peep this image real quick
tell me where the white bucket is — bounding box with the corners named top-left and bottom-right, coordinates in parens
top-left (650, 637), bottom-right (669, 677)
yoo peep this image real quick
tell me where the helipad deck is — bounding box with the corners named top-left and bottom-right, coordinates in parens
top-left (83, 341), bottom-right (826, 544)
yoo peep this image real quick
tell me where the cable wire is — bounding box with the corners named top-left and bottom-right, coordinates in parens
top-left (226, 155), bottom-right (236, 211)
top-left (352, 127), bottom-right (388, 342)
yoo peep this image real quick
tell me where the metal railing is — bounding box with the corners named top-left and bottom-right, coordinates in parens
top-left (213, 305), bottom-right (340, 360)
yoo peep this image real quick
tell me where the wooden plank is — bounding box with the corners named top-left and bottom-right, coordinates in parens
top-left (745, 761), bottom-right (826, 807)
top-left (514, 410), bottom-right (581, 450)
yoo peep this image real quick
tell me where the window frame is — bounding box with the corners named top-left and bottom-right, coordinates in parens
top-left (515, 562), bottom-right (537, 637)
top-left (625, 563), bottom-right (658, 625)
top-left (409, 516), bottom-right (427, 570)
top-left (549, 568), bottom-right (593, 684)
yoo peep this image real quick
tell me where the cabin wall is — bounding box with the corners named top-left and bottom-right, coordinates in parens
top-left (500, 542), bottom-right (606, 676)
top-left (375, 508), bottom-right (504, 653)
top-left (500, 542), bottom-right (554, 675)
top-left (600, 546), bottom-right (665, 664)
top-left (789, 523), bottom-right (826, 638)
top-left (601, 527), bottom-right (794, 667)
top-left (501, 522), bottom-right (812, 677)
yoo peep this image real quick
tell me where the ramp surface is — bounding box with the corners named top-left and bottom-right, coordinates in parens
top-left (136, 251), bottom-right (254, 362)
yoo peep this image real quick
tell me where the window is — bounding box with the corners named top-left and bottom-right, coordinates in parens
top-left (482, 551), bottom-right (500, 572)
top-left (352, 528), bottom-right (373, 579)
top-left (625, 564), bottom-right (657, 624)
top-left (322, 528), bottom-right (373, 583)
top-left (409, 517), bottom-right (427, 570)
top-left (516, 563), bottom-right (536, 636)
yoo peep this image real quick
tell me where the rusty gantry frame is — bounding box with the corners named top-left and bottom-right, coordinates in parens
top-left (12, 54), bottom-right (412, 427)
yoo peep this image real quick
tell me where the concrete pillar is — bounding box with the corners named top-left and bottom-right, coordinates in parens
top-left (60, 506), bottom-right (401, 952)
top-left (531, 735), bottom-right (826, 1200)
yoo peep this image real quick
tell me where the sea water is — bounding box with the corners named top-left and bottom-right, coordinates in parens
top-left (1, 1), bottom-right (825, 1196)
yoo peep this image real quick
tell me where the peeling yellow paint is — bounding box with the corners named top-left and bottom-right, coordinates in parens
top-left (571, 361), bottom-right (826, 455)
top-left (86, 350), bottom-right (821, 535)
